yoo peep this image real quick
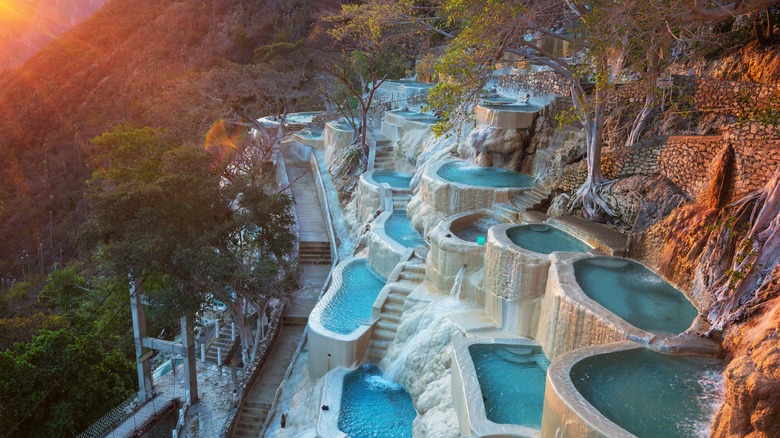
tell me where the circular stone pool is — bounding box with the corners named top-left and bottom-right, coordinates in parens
top-left (453, 214), bottom-right (500, 243)
top-left (385, 210), bottom-right (425, 248)
top-left (507, 224), bottom-right (591, 254)
top-left (574, 257), bottom-right (698, 335)
top-left (480, 103), bottom-right (542, 112)
top-left (320, 259), bottom-right (387, 335)
top-left (570, 348), bottom-right (723, 438)
top-left (470, 343), bottom-right (548, 428)
top-left (372, 171), bottom-right (412, 189)
top-left (338, 364), bottom-right (416, 438)
top-left (437, 161), bottom-right (535, 188)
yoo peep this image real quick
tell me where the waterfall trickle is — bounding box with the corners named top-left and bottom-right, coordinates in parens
top-left (450, 264), bottom-right (467, 300)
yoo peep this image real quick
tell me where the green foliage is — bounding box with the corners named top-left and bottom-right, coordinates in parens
top-left (0, 329), bottom-right (134, 438)
top-left (84, 124), bottom-right (296, 324)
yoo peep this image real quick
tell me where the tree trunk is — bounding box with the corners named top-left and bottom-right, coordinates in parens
top-left (626, 62), bottom-right (659, 147)
top-left (568, 81), bottom-right (615, 219)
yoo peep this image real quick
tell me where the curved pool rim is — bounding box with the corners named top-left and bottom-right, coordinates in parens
top-left (436, 159), bottom-right (535, 189)
top-left (452, 337), bottom-right (544, 438)
top-left (307, 257), bottom-right (387, 378)
top-left (506, 223), bottom-right (592, 255)
top-left (573, 256), bottom-right (698, 335)
top-left (361, 170), bottom-right (413, 190)
top-left (318, 366), bottom-right (418, 438)
top-left (368, 210), bottom-right (423, 279)
top-left (542, 341), bottom-right (722, 438)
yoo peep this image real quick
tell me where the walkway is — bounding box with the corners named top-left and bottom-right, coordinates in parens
top-left (232, 145), bottom-right (332, 437)
top-left (104, 393), bottom-right (177, 438)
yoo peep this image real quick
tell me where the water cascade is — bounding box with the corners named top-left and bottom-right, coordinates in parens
top-left (450, 265), bottom-right (467, 300)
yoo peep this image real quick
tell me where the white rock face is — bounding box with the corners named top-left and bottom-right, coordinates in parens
top-left (269, 356), bottom-right (323, 438)
top-left (459, 125), bottom-right (529, 169)
top-left (381, 297), bottom-right (474, 438)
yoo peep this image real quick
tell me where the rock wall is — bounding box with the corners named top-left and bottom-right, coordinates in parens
top-left (498, 70), bottom-right (569, 96)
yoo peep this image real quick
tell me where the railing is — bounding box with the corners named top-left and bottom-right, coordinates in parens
top-left (76, 393), bottom-right (138, 438)
top-left (259, 148), bottom-right (342, 437)
top-left (171, 390), bottom-right (191, 438)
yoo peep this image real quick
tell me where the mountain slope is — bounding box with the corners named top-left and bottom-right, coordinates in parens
top-left (0, 0), bottom-right (326, 278)
top-left (0, 0), bottom-right (108, 71)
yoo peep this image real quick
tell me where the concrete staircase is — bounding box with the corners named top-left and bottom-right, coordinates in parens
top-left (495, 184), bottom-right (552, 220)
top-left (299, 241), bottom-right (331, 265)
top-left (366, 259), bottom-right (426, 363)
top-left (234, 400), bottom-right (271, 438)
top-left (205, 324), bottom-right (237, 365)
top-left (392, 190), bottom-right (412, 210)
top-left (373, 133), bottom-right (395, 170)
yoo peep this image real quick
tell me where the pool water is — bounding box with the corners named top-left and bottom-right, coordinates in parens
top-left (437, 161), bottom-right (535, 188)
top-left (328, 120), bottom-right (357, 131)
top-left (574, 257), bottom-right (698, 335)
top-left (338, 364), bottom-right (417, 438)
top-left (454, 216), bottom-right (499, 242)
top-left (507, 224), bottom-right (591, 254)
top-left (398, 80), bottom-right (434, 89)
top-left (297, 129), bottom-right (323, 139)
top-left (571, 348), bottom-right (723, 438)
top-left (481, 104), bottom-right (542, 112)
top-left (385, 210), bottom-right (425, 248)
top-left (321, 260), bottom-right (387, 335)
top-left (469, 344), bottom-right (548, 428)
top-left (373, 171), bottom-right (412, 188)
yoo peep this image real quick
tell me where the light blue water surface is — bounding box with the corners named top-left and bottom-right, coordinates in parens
top-left (571, 348), bottom-right (723, 438)
top-left (481, 103), bottom-right (542, 112)
top-left (574, 257), bottom-right (698, 335)
top-left (469, 344), bottom-right (549, 428)
top-left (437, 161), bottom-right (535, 188)
top-left (321, 260), bottom-right (386, 335)
top-left (338, 364), bottom-right (416, 438)
top-left (507, 224), bottom-right (591, 254)
top-left (385, 210), bottom-right (425, 248)
top-left (372, 171), bottom-right (412, 188)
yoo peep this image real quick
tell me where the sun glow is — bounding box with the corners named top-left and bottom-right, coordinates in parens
top-left (0, 1), bottom-right (34, 25)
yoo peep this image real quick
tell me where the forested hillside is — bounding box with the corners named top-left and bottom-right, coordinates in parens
top-left (0, 0), bottom-right (329, 281)
top-left (0, 0), bottom-right (108, 71)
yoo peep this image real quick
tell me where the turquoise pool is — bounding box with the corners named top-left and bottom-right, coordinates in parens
top-left (574, 257), bottom-right (698, 335)
top-left (571, 348), bottom-right (723, 438)
top-left (338, 364), bottom-right (417, 437)
top-left (437, 161), bottom-right (535, 188)
top-left (321, 260), bottom-right (386, 335)
top-left (469, 344), bottom-right (548, 428)
top-left (481, 103), bottom-right (542, 112)
top-left (385, 210), bottom-right (425, 248)
top-left (453, 216), bottom-right (499, 243)
top-left (507, 224), bottom-right (591, 254)
top-left (372, 171), bottom-right (412, 189)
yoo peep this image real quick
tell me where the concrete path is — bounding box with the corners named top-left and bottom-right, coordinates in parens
top-left (104, 393), bottom-right (177, 438)
top-left (282, 149), bottom-right (329, 245)
top-left (232, 146), bottom-right (332, 437)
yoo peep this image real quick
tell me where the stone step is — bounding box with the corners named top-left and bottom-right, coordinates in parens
top-left (245, 401), bottom-right (272, 409)
top-left (236, 421), bottom-right (264, 432)
top-left (383, 303), bottom-right (405, 314)
top-left (399, 271), bottom-right (425, 282)
top-left (386, 292), bottom-right (406, 305)
top-left (381, 312), bottom-right (401, 324)
top-left (403, 263), bottom-right (426, 274)
top-left (376, 319), bottom-right (399, 332)
top-left (373, 328), bottom-right (395, 342)
top-left (283, 316), bottom-right (308, 326)
top-left (367, 347), bottom-right (384, 362)
top-left (371, 339), bottom-right (392, 350)
top-left (389, 282), bottom-right (414, 295)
